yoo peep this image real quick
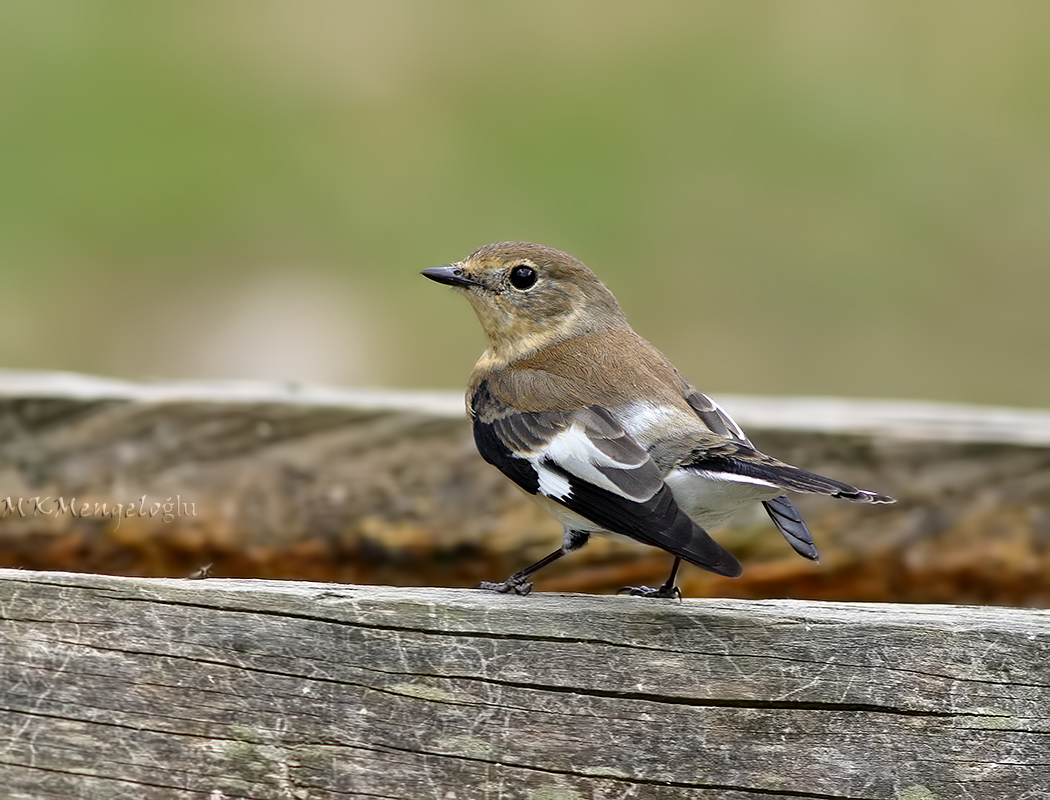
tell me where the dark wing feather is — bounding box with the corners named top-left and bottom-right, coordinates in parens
top-left (472, 416), bottom-right (541, 495)
top-left (471, 381), bottom-right (741, 577)
top-left (685, 390), bottom-right (744, 440)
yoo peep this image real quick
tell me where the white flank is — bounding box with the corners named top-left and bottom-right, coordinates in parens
top-left (618, 401), bottom-right (683, 443)
top-left (666, 467), bottom-right (780, 531)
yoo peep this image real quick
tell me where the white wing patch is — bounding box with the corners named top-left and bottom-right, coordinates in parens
top-left (536, 464), bottom-right (572, 500)
top-left (535, 424), bottom-right (627, 496)
top-left (531, 421), bottom-right (651, 501)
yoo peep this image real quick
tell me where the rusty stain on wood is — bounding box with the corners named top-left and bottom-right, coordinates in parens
top-left (2, 371), bottom-right (1050, 604)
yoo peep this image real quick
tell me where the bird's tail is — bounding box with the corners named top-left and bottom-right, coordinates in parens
top-left (762, 464), bottom-right (894, 504)
top-left (691, 451), bottom-right (895, 505)
top-left (763, 495), bottom-right (819, 561)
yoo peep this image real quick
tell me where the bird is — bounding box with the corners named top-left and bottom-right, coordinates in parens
top-left (422, 242), bottom-right (894, 598)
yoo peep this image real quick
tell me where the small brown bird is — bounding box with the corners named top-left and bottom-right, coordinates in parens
top-left (423, 242), bottom-right (893, 597)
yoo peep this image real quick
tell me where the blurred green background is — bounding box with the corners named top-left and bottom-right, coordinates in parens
top-left (1, 2), bottom-right (1048, 406)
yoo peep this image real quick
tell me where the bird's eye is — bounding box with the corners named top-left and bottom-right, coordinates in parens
top-left (509, 265), bottom-right (537, 290)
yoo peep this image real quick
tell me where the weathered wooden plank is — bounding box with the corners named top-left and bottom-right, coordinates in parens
top-left (2, 371), bottom-right (1050, 604)
top-left (1, 569), bottom-right (1047, 799)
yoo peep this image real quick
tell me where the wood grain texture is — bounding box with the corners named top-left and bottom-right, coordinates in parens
top-left (3, 371), bottom-right (1050, 603)
top-left (1, 569), bottom-right (1048, 799)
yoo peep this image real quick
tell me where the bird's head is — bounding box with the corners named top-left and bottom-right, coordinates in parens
top-left (422, 242), bottom-right (627, 359)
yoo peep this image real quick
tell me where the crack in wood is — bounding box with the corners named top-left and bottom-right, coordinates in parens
top-left (373, 742), bottom-right (883, 800)
top-left (0, 760), bottom-right (257, 799)
top-left (28, 633), bottom-right (997, 725)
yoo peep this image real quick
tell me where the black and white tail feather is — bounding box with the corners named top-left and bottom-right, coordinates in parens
top-left (681, 390), bottom-right (892, 561)
top-left (684, 445), bottom-right (893, 503)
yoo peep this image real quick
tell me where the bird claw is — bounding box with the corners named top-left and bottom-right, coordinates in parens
top-left (617, 584), bottom-right (682, 601)
top-left (476, 579), bottom-right (533, 596)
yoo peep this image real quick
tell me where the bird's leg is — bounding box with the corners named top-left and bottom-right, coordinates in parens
top-left (477, 548), bottom-right (566, 596)
top-left (619, 557), bottom-right (683, 600)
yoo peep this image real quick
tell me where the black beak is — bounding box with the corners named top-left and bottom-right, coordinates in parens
top-left (421, 265), bottom-right (482, 289)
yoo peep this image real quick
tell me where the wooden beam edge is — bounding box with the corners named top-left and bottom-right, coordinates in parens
top-left (3, 568), bottom-right (1048, 633)
top-left (2, 369), bottom-right (1050, 446)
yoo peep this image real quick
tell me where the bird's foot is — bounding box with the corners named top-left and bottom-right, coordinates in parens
top-left (617, 583), bottom-right (682, 601)
top-left (476, 578), bottom-right (533, 596)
